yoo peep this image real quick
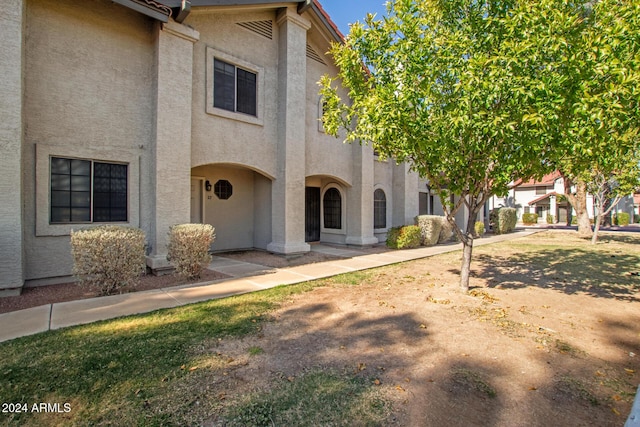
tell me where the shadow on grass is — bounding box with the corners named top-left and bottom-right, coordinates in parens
top-left (472, 247), bottom-right (640, 302)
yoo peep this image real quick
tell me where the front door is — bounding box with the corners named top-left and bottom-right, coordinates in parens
top-left (190, 178), bottom-right (203, 223)
top-left (305, 187), bottom-right (320, 242)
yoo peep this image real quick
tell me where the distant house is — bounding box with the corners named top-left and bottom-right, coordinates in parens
top-left (491, 171), bottom-right (635, 224)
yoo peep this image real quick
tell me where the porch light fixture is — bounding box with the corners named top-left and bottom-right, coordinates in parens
top-left (205, 180), bottom-right (212, 192)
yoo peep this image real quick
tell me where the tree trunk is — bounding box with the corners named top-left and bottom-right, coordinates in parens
top-left (591, 214), bottom-right (602, 244)
top-left (459, 238), bottom-right (474, 292)
top-left (564, 178), bottom-right (592, 238)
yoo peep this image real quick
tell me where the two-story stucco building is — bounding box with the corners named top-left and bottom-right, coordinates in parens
top-left (1, 0), bottom-right (441, 295)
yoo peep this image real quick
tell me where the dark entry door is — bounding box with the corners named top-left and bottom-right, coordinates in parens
top-left (305, 187), bottom-right (320, 242)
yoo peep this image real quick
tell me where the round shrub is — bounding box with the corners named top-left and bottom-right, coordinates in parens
top-left (490, 208), bottom-right (517, 234)
top-left (70, 226), bottom-right (146, 295)
top-left (386, 225), bottom-right (421, 249)
top-left (474, 221), bottom-right (485, 237)
top-left (521, 213), bottom-right (539, 225)
top-left (438, 217), bottom-right (454, 243)
top-left (414, 215), bottom-right (443, 246)
top-left (613, 212), bottom-right (630, 226)
top-left (167, 224), bottom-right (216, 279)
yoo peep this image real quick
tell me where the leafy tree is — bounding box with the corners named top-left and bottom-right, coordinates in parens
top-left (587, 162), bottom-right (639, 244)
top-left (510, 0), bottom-right (640, 237)
top-left (320, 0), bottom-right (552, 292)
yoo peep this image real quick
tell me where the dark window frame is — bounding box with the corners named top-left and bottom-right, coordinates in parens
top-left (50, 157), bottom-right (128, 224)
top-left (374, 189), bottom-right (387, 229)
top-left (213, 58), bottom-right (257, 117)
top-left (214, 179), bottom-right (233, 200)
top-left (323, 188), bottom-right (342, 229)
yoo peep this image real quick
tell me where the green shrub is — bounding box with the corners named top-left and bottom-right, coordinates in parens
top-left (490, 208), bottom-right (517, 234)
top-left (571, 216), bottom-right (577, 225)
top-left (70, 226), bottom-right (146, 295)
top-left (521, 213), bottom-right (539, 225)
top-left (438, 217), bottom-right (454, 243)
top-left (546, 214), bottom-right (555, 224)
top-left (474, 221), bottom-right (485, 237)
top-left (613, 212), bottom-right (631, 226)
top-left (167, 224), bottom-right (216, 279)
top-left (386, 225), bottom-right (421, 249)
top-left (414, 215), bottom-right (443, 246)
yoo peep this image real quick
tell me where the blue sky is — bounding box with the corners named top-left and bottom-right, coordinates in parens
top-left (318, 1), bottom-right (389, 35)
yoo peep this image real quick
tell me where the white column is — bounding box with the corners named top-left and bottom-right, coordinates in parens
top-left (146, 21), bottom-right (199, 272)
top-left (267, 7), bottom-right (311, 254)
top-left (0, 0), bottom-right (24, 295)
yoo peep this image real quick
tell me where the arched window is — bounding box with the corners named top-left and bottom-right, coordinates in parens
top-left (323, 188), bottom-right (342, 229)
top-left (374, 189), bottom-right (387, 229)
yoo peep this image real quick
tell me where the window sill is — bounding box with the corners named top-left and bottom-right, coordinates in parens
top-left (206, 105), bottom-right (264, 127)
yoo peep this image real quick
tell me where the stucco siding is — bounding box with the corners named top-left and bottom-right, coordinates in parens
top-left (188, 10), bottom-right (278, 178)
top-left (193, 165), bottom-right (258, 251)
top-left (304, 48), bottom-right (353, 185)
top-left (0, 0), bottom-right (25, 292)
top-left (23, 0), bottom-right (155, 281)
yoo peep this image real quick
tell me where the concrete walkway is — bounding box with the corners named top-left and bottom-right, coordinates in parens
top-left (0, 230), bottom-right (538, 343)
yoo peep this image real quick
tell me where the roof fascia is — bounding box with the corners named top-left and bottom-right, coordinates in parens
top-left (112, 0), bottom-right (171, 22)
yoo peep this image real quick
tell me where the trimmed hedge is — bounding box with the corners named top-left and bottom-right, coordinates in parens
top-left (414, 215), bottom-right (443, 246)
top-left (613, 212), bottom-right (631, 226)
top-left (474, 221), bottom-right (485, 237)
top-left (438, 218), bottom-right (454, 243)
top-left (490, 208), bottom-right (517, 234)
top-left (70, 225), bottom-right (146, 295)
top-left (386, 225), bottom-right (421, 249)
top-left (522, 213), bottom-right (539, 225)
top-left (167, 224), bottom-right (216, 279)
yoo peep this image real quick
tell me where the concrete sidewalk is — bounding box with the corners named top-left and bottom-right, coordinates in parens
top-left (0, 230), bottom-right (537, 343)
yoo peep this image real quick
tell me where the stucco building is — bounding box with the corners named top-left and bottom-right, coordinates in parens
top-left (0, 0), bottom-right (434, 295)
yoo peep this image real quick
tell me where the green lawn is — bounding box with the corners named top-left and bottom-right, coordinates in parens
top-left (0, 277), bottom-right (390, 426)
top-left (1, 231), bottom-right (638, 426)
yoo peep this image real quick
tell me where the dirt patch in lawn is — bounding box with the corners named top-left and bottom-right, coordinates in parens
top-left (182, 231), bottom-right (639, 426)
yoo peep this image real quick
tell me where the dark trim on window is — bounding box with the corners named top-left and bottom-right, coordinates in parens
top-left (323, 188), bottom-right (342, 229)
top-left (213, 58), bottom-right (257, 117)
top-left (50, 157), bottom-right (128, 224)
top-left (374, 188), bottom-right (386, 229)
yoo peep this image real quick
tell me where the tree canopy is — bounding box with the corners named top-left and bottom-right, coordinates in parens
top-left (320, 0), bottom-right (639, 290)
top-left (320, 0), bottom-right (553, 291)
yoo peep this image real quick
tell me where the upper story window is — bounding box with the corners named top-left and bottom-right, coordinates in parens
top-left (50, 157), bottom-right (127, 224)
top-left (214, 58), bottom-right (257, 117)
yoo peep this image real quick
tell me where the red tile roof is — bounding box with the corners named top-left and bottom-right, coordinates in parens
top-left (512, 171), bottom-right (562, 188)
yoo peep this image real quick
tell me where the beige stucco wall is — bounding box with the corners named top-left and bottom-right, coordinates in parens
top-left (192, 164), bottom-right (269, 251)
top-left (0, 0), bottom-right (25, 293)
top-left (304, 39), bottom-right (353, 185)
top-left (187, 10), bottom-right (279, 178)
top-left (23, 0), bottom-right (156, 282)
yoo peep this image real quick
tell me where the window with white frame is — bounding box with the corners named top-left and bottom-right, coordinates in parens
top-left (214, 58), bottom-right (257, 116)
top-left (50, 157), bottom-right (127, 223)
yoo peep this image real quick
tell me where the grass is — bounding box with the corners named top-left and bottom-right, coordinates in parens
top-left (220, 370), bottom-right (392, 426)
top-left (1, 231), bottom-right (638, 425)
top-left (0, 283), bottom-right (325, 426)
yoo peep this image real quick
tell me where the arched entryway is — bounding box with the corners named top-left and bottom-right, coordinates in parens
top-left (191, 163), bottom-right (273, 251)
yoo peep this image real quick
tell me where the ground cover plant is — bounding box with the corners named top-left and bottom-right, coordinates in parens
top-left (0, 231), bottom-right (638, 426)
